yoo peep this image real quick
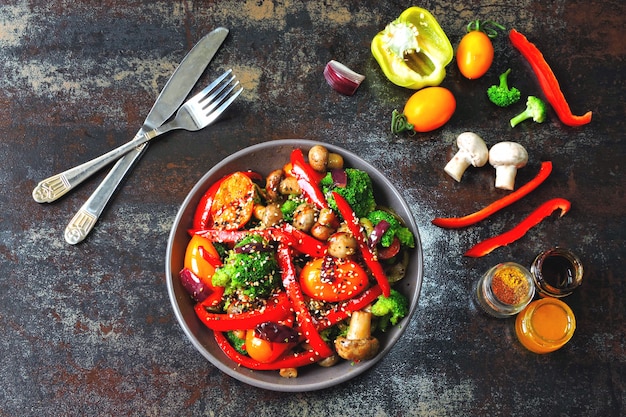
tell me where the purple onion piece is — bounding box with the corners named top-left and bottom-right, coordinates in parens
top-left (233, 241), bottom-right (272, 254)
top-left (369, 220), bottom-right (391, 249)
top-left (179, 268), bottom-right (210, 302)
top-left (323, 60), bottom-right (365, 96)
top-left (255, 321), bottom-right (300, 344)
top-left (320, 255), bottom-right (336, 283)
top-left (331, 168), bottom-right (347, 188)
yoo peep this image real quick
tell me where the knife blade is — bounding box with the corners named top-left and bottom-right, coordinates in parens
top-left (62, 27), bottom-right (229, 244)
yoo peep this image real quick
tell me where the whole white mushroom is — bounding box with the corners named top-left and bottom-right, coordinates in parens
top-left (489, 141), bottom-right (528, 190)
top-left (444, 132), bottom-right (489, 182)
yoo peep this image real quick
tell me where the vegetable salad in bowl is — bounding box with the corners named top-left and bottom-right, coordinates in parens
top-left (166, 139), bottom-right (423, 391)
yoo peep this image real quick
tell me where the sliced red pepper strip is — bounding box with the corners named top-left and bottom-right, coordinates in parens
top-left (214, 331), bottom-right (323, 370)
top-left (276, 244), bottom-right (334, 358)
top-left (290, 148), bottom-right (328, 210)
top-left (194, 291), bottom-right (292, 331)
top-left (277, 223), bottom-right (328, 258)
top-left (191, 171), bottom-right (263, 231)
top-left (432, 161), bottom-right (553, 228)
top-left (315, 285), bottom-right (383, 331)
top-left (198, 285), bottom-right (225, 309)
top-left (332, 191), bottom-right (391, 297)
top-left (196, 226), bottom-right (328, 258)
top-left (464, 198), bottom-right (571, 257)
top-left (509, 29), bottom-right (592, 127)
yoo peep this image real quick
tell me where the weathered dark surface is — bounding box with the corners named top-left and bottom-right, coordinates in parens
top-left (1, 0), bottom-right (624, 415)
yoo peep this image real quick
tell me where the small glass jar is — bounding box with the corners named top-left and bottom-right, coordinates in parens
top-left (515, 298), bottom-right (576, 353)
top-left (475, 262), bottom-right (535, 318)
top-left (531, 247), bottom-right (583, 297)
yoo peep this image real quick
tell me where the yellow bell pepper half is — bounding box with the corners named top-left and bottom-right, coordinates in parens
top-left (371, 7), bottom-right (453, 89)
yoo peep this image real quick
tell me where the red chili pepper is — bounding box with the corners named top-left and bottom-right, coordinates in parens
top-left (191, 171), bottom-right (263, 231)
top-left (464, 198), bottom-right (571, 257)
top-left (276, 244), bottom-right (334, 358)
top-left (432, 161), bottom-right (553, 228)
top-left (290, 148), bottom-right (328, 209)
top-left (194, 291), bottom-right (292, 331)
top-left (315, 285), bottom-right (383, 331)
top-left (331, 191), bottom-right (391, 297)
top-left (509, 29), bottom-right (592, 127)
top-left (214, 330), bottom-right (323, 370)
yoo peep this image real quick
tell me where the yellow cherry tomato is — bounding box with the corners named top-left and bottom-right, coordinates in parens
top-left (299, 258), bottom-right (369, 302)
top-left (184, 234), bottom-right (221, 283)
top-left (392, 87), bottom-right (456, 133)
top-left (456, 30), bottom-right (494, 79)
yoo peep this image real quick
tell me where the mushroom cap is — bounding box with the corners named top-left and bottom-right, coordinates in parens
top-left (334, 336), bottom-right (380, 361)
top-left (489, 141), bottom-right (528, 168)
top-left (456, 132), bottom-right (489, 167)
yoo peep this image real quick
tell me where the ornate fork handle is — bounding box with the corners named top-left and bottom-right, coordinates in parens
top-left (64, 137), bottom-right (147, 244)
top-left (32, 129), bottom-right (158, 203)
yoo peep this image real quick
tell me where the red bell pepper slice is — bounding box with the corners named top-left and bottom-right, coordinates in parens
top-left (290, 148), bottom-right (328, 210)
top-left (196, 225), bottom-right (328, 258)
top-left (214, 330), bottom-right (323, 370)
top-left (331, 191), bottom-right (391, 297)
top-left (315, 285), bottom-right (383, 331)
top-left (509, 29), bottom-right (592, 127)
top-left (432, 161), bottom-right (553, 228)
top-left (191, 171), bottom-right (263, 231)
top-left (194, 290), bottom-right (292, 331)
top-left (276, 244), bottom-right (334, 358)
top-left (276, 223), bottom-right (328, 258)
top-left (464, 198), bottom-right (571, 257)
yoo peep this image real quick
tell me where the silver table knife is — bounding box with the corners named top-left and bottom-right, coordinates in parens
top-left (59, 27), bottom-right (229, 244)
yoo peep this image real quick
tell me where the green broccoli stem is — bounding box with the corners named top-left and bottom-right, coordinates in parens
top-left (510, 110), bottom-right (531, 127)
top-left (498, 68), bottom-right (513, 90)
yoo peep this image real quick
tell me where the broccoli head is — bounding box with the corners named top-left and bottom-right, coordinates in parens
top-left (211, 234), bottom-right (280, 299)
top-left (366, 209), bottom-right (415, 249)
top-left (487, 68), bottom-right (521, 108)
top-left (510, 96), bottom-right (547, 127)
top-left (320, 168), bottom-right (376, 218)
top-left (280, 194), bottom-right (305, 223)
top-left (225, 331), bottom-right (247, 354)
top-left (371, 289), bottom-right (409, 331)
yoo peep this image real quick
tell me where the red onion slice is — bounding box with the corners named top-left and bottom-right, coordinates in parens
top-left (179, 268), bottom-right (210, 303)
top-left (369, 220), bottom-right (391, 249)
top-left (255, 321), bottom-right (299, 344)
top-left (324, 60), bottom-right (365, 96)
top-left (331, 168), bottom-right (347, 187)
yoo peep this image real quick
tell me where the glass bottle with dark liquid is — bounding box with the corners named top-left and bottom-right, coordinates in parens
top-left (531, 248), bottom-right (584, 297)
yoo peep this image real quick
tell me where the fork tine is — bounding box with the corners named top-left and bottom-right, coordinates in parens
top-left (188, 69), bottom-right (233, 105)
top-left (203, 79), bottom-right (239, 114)
top-left (202, 84), bottom-right (243, 126)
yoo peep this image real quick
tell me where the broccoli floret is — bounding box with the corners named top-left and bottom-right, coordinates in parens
top-left (280, 194), bottom-right (304, 222)
top-left (371, 289), bottom-right (409, 331)
top-left (510, 96), bottom-right (547, 127)
top-left (225, 331), bottom-right (247, 355)
top-left (366, 209), bottom-right (415, 248)
top-left (212, 234), bottom-right (280, 299)
top-left (487, 69), bottom-right (521, 107)
top-left (320, 168), bottom-right (376, 218)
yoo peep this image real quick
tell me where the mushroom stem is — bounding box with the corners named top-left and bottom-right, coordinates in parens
top-left (346, 310), bottom-right (372, 340)
top-left (494, 165), bottom-right (519, 191)
top-left (443, 132), bottom-right (489, 182)
top-left (444, 151), bottom-right (473, 182)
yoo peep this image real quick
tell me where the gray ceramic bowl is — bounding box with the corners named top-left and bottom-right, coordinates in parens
top-left (165, 139), bottom-right (423, 392)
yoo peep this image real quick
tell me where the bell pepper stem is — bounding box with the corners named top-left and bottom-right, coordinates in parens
top-left (391, 110), bottom-right (415, 134)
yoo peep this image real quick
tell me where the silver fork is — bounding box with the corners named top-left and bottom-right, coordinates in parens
top-left (32, 70), bottom-right (242, 204)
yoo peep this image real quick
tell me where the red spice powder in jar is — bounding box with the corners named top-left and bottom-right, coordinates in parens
top-left (490, 265), bottom-right (530, 305)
